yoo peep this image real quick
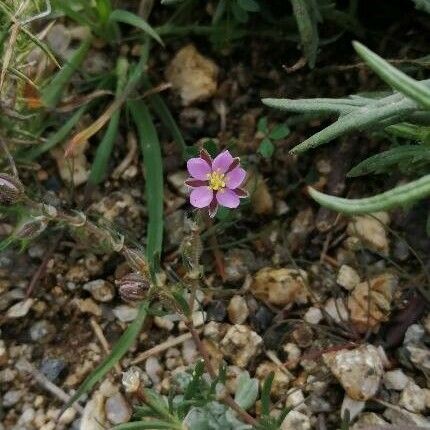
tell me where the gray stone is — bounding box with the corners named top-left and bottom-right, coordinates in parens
top-left (105, 393), bottom-right (132, 425)
top-left (40, 357), bottom-right (67, 382)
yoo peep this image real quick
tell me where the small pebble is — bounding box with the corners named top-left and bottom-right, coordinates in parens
top-left (145, 357), bottom-right (163, 384)
top-left (304, 307), bottom-right (323, 325)
top-left (383, 369), bottom-right (409, 391)
top-left (83, 279), bottom-right (115, 302)
top-left (403, 324), bottom-right (425, 345)
top-left (337, 264), bottom-right (360, 291)
top-left (6, 299), bottom-right (33, 318)
top-left (399, 381), bottom-right (427, 413)
top-left (40, 357), bottom-right (67, 382)
top-left (3, 389), bottom-right (22, 407)
top-left (341, 395), bottom-right (365, 421)
top-left (281, 410), bottom-right (311, 430)
top-left (113, 305), bottom-right (138, 322)
top-left (227, 295), bottom-right (249, 324)
top-left (105, 393), bottom-right (132, 425)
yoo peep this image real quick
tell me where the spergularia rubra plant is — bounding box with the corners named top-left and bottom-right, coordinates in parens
top-left (185, 149), bottom-right (248, 217)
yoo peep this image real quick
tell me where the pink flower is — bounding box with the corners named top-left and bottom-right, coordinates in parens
top-left (185, 149), bottom-right (248, 217)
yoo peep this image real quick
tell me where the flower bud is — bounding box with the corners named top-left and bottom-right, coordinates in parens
top-left (15, 216), bottom-right (48, 240)
top-left (117, 272), bottom-right (149, 302)
top-left (0, 173), bottom-right (24, 205)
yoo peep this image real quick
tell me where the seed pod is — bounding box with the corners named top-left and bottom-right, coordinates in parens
top-left (117, 272), bottom-right (149, 302)
top-left (123, 248), bottom-right (148, 275)
top-left (14, 216), bottom-right (48, 240)
top-left (0, 173), bottom-right (24, 205)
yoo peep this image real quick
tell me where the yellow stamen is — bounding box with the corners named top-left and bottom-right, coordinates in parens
top-left (208, 171), bottom-right (226, 191)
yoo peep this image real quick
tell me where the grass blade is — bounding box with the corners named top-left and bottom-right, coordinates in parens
top-left (353, 41), bottom-right (430, 109)
top-left (129, 101), bottom-right (164, 266)
top-left (109, 9), bottom-right (163, 46)
top-left (20, 106), bottom-right (87, 161)
top-left (41, 35), bottom-right (93, 108)
top-left (87, 57), bottom-right (129, 185)
top-left (64, 47), bottom-right (149, 157)
top-left (143, 78), bottom-right (187, 157)
top-left (61, 301), bottom-right (149, 412)
top-left (308, 174), bottom-right (430, 214)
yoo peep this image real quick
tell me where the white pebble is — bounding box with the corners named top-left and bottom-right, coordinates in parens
top-left (304, 307), bottom-right (323, 325)
top-left (383, 369), bottom-right (409, 391)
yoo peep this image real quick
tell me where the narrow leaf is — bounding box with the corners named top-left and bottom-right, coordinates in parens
top-left (113, 421), bottom-right (174, 430)
top-left (143, 77), bottom-right (187, 157)
top-left (61, 302), bottom-right (148, 412)
top-left (110, 9), bottom-right (163, 46)
top-left (353, 41), bottom-right (430, 109)
top-left (262, 97), bottom-right (365, 114)
top-left (308, 174), bottom-right (430, 214)
top-left (129, 101), bottom-right (164, 266)
top-left (347, 145), bottom-right (430, 177)
top-left (41, 35), bottom-right (93, 108)
top-left (290, 0), bottom-right (319, 68)
top-left (290, 97), bottom-right (415, 154)
top-left (20, 106), bottom-right (87, 160)
top-left (88, 57), bottom-right (129, 185)
top-left (261, 372), bottom-right (274, 416)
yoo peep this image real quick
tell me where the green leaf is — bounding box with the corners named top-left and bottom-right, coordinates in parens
top-left (143, 77), bottom-right (187, 158)
top-left (308, 174), bottom-right (430, 214)
top-left (260, 372), bottom-right (274, 416)
top-left (95, 0), bottom-right (112, 24)
top-left (20, 106), bottom-right (87, 161)
top-left (258, 138), bottom-right (275, 158)
top-left (203, 139), bottom-right (219, 157)
top-left (262, 97), bottom-right (365, 114)
top-left (290, 0), bottom-right (319, 68)
top-left (129, 101), bottom-right (164, 267)
top-left (290, 95), bottom-right (415, 154)
top-left (109, 9), bottom-right (164, 46)
top-left (347, 145), bottom-right (430, 177)
top-left (41, 35), bottom-right (93, 108)
top-left (412, 0), bottom-right (430, 14)
top-left (353, 41), bottom-right (430, 109)
top-left (234, 371), bottom-right (259, 410)
top-left (237, 0), bottom-right (260, 12)
top-left (231, 1), bottom-right (249, 22)
top-left (257, 117), bottom-right (269, 134)
top-left (88, 57), bottom-right (129, 186)
top-left (269, 124), bottom-right (290, 140)
top-left (62, 302), bottom-right (148, 412)
top-left (184, 146), bottom-right (199, 159)
top-left (113, 421), bottom-right (175, 430)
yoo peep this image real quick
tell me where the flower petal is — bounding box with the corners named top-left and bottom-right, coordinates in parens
top-left (187, 158), bottom-right (211, 180)
top-left (190, 186), bottom-right (213, 208)
top-left (216, 188), bottom-right (240, 208)
top-left (226, 167), bottom-right (246, 189)
top-left (185, 178), bottom-right (208, 188)
top-left (212, 150), bottom-right (234, 173)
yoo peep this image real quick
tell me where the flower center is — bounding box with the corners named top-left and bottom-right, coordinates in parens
top-left (208, 171), bottom-right (226, 191)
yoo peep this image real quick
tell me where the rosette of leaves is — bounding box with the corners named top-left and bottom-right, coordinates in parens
top-left (263, 41), bottom-right (430, 214)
